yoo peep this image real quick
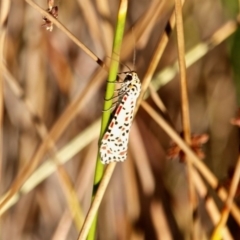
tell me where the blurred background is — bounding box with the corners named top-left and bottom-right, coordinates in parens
top-left (1, 0), bottom-right (240, 239)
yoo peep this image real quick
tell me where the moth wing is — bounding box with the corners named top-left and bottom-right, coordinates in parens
top-left (100, 94), bottom-right (136, 164)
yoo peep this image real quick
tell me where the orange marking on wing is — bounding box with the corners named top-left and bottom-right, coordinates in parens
top-left (119, 151), bottom-right (127, 155)
top-left (101, 146), bottom-right (107, 150)
top-left (125, 117), bottom-right (128, 121)
top-left (116, 105), bottom-right (122, 115)
top-left (110, 122), bottom-right (114, 128)
top-left (103, 134), bottom-right (109, 139)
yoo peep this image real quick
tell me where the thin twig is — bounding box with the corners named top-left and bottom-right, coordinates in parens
top-left (174, 0), bottom-right (196, 230)
top-left (24, 0), bottom-right (107, 70)
top-left (175, 0), bottom-right (191, 143)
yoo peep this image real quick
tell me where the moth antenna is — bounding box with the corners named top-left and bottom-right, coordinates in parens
top-left (104, 91), bottom-right (125, 101)
top-left (106, 56), bottom-right (131, 73)
top-left (102, 103), bottom-right (117, 112)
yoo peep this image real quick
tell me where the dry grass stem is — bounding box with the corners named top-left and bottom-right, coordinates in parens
top-left (130, 122), bottom-right (155, 195)
top-left (25, 0), bottom-right (108, 70)
top-left (211, 155), bottom-right (240, 239)
top-left (136, 7), bottom-right (179, 107)
top-left (151, 200), bottom-right (173, 240)
top-left (0, 0), bottom-right (11, 191)
top-left (174, 0), bottom-right (196, 229)
top-left (174, 0), bottom-right (191, 143)
top-left (78, 163), bottom-right (116, 240)
top-left (192, 167), bottom-right (233, 240)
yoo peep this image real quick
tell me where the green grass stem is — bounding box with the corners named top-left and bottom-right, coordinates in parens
top-left (87, 1), bottom-right (128, 239)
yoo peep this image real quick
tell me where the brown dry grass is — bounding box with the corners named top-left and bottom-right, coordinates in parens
top-left (0, 0), bottom-right (240, 239)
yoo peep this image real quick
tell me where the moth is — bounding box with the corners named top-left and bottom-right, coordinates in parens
top-left (100, 71), bottom-right (141, 164)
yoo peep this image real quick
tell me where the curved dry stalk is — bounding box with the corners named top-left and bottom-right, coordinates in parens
top-left (141, 101), bottom-right (240, 225)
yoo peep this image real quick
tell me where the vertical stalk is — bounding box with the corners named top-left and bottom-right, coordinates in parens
top-left (85, 1), bottom-right (128, 239)
top-left (174, 0), bottom-right (196, 233)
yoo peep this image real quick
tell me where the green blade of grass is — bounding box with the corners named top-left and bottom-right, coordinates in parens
top-left (87, 1), bottom-right (128, 239)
